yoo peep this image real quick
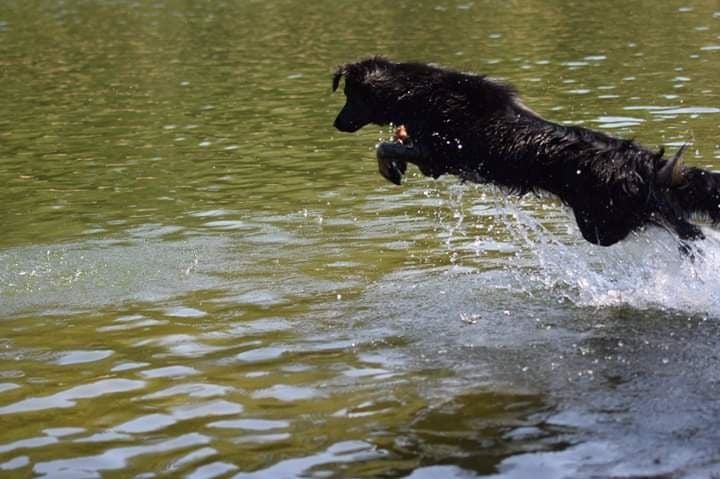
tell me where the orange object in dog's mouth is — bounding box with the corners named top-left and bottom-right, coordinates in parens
top-left (393, 124), bottom-right (410, 144)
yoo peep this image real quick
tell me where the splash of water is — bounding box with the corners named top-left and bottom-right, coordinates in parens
top-left (517, 211), bottom-right (720, 314)
top-left (441, 184), bottom-right (720, 315)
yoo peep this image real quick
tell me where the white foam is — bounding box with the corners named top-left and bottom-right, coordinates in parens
top-left (525, 225), bottom-right (720, 314)
top-left (446, 186), bottom-right (720, 315)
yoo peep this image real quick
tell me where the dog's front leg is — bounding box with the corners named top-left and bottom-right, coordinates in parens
top-left (376, 142), bottom-right (426, 185)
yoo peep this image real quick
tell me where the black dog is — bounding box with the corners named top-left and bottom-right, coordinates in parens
top-left (332, 57), bottom-right (720, 247)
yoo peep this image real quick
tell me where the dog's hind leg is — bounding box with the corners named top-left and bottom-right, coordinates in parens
top-left (672, 167), bottom-right (720, 224)
top-left (671, 219), bottom-right (704, 241)
top-left (652, 195), bottom-right (706, 242)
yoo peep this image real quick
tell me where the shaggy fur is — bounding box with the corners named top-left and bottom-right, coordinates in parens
top-left (332, 57), bottom-right (720, 246)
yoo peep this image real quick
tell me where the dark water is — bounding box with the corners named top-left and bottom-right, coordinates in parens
top-left (2, 0), bottom-right (720, 477)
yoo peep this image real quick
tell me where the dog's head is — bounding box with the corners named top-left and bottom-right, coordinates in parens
top-left (332, 57), bottom-right (398, 132)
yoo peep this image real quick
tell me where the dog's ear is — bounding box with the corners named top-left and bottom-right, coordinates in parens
top-left (332, 65), bottom-right (346, 92)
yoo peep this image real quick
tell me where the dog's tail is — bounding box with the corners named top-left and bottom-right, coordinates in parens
top-left (657, 145), bottom-right (720, 223)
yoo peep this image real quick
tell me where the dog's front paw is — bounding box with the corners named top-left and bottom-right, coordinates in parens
top-left (377, 155), bottom-right (407, 185)
top-left (376, 141), bottom-right (412, 185)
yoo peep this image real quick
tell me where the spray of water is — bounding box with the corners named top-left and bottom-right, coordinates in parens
top-left (441, 183), bottom-right (720, 316)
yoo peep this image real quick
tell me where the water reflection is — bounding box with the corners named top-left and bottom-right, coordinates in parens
top-left (0, 379), bottom-right (146, 415)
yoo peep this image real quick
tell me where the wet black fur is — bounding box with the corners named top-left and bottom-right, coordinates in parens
top-left (332, 57), bottom-right (720, 246)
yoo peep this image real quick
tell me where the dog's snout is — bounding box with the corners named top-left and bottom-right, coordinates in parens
top-left (334, 99), bottom-right (373, 133)
top-left (334, 112), bottom-right (361, 133)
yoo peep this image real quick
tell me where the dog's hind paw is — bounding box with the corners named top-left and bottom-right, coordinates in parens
top-left (678, 242), bottom-right (704, 262)
top-left (677, 222), bottom-right (705, 241)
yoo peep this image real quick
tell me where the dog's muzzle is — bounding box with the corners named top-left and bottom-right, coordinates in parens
top-left (333, 115), bottom-right (363, 133)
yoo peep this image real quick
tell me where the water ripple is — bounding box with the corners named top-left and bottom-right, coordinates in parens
top-left (54, 350), bottom-right (114, 366)
top-left (33, 433), bottom-right (210, 478)
top-left (0, 379), bottom-right (145, 415)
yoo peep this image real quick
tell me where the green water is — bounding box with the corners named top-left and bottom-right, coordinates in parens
top-left (2, 1), bottom-right (720, 477)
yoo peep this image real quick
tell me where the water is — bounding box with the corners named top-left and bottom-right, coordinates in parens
top-left (2, 0), bottom-right (720, 477)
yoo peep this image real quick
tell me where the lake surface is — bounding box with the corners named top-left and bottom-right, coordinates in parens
top-left (2, 0), bottom-right (720, 477)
